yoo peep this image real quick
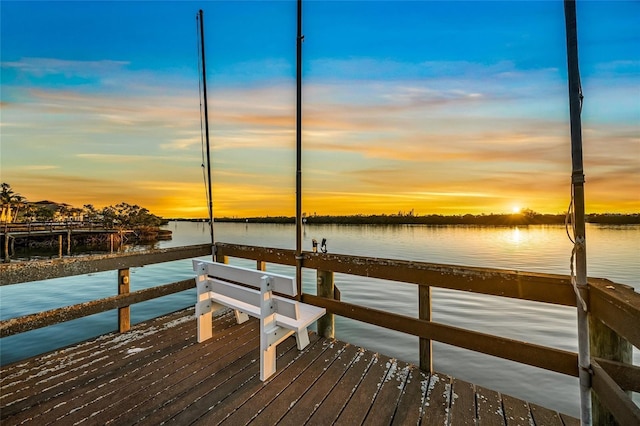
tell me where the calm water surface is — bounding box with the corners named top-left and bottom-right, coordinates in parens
top-left (1, 221), bottom-right (638, 417)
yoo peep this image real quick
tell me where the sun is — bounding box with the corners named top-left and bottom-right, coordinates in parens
top-left (512, 206), bottom-right (521, 214)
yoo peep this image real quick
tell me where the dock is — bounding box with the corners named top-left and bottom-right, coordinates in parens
top-left (1, 307), bottom-right (579, 425)
top-left (1, 243), bottom-right (638, 425)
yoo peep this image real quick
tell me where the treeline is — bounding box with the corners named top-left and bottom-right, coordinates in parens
top-left (2, 183), bottom-right (168, 229)
top-left (210, 212), bottom-right (640, 226)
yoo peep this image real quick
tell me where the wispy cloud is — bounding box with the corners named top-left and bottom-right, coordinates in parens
top-left (2, 57), bottom-right (130, 78)
top-left (2, 55), bottom-right (638, 217)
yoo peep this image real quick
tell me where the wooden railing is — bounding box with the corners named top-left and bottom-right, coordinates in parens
top-left (1, 221), bottom-right (108, 233)
top-left (0, 244), bottom-right (212, 334)
top-left (215, 242), bottom-right (640, 425)
top-left (0, 242), bottom-right (637, 424)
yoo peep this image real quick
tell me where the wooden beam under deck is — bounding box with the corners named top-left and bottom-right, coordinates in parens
top-left (1, 307), bottom-right (579, 426)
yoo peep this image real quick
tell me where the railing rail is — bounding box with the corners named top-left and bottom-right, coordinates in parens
top-left (0, 243), bottom-right (212, 285)
top-left (0, 244), bottom-right (212, 338)
top-left (1, 241), bottom-right (637, 423)
top-left (215, 242), bottom-right (640, 425)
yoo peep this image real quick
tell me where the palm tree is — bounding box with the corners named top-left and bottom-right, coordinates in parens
top-left (1, 182), bottom-right (15, 223)
top-left (11, 195), bottom-right (26, 222)
top-left (1, 183), bottom-right (26, 225)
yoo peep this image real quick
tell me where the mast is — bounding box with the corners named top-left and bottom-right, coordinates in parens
top-left (295, 0), bottom-right (303, 298)
top-left (198, 9), bottom-right (215, 260)
top-left (563, 1), bottom-right (590, 424)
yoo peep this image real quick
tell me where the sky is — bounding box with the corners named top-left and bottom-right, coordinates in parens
top-left (1, 0), bottom-right (638, 218)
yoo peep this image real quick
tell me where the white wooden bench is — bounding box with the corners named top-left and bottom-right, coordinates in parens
top-left (193, 260), bottom-right (326, 381)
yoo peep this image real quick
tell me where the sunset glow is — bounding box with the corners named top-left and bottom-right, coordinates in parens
top-left (1, 1), bottom-right (638, 218)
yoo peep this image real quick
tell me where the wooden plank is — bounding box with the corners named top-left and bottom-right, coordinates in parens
top-left (216, 243), bottom-right (578, 306)
top-left (364, 360), bottom-right (411, 425)
top-left (1, 310), bottom-right (204, 424)
top-left (0, 309), bottom-right (200, 417)
top-left (201, 260), bottom-right (297, 296)
top-left (1, 278), bottom-right (196, 337)
top-left (0, 243), bottom-right (212, 285)
top-left (303, 294), bottom-right (579, 377)
top-left (590, 279), bottom-right (640, 351)
top-left (591, 359), bottom-right (640, 426)
top-left (218, 337), bottom-right (331, 425)
top-left (529, 402), bottom-right (564, 425)
top-left (502, 394), bottom-right (533, 426)
top-left (146, 334), bottom-right (305, 425)
top-left (248, 340), bottom-right (346, 425)
top-left (0, 308), bottom-right (198, 387)
top-left (476, 385), bottom-right (505, 426)
top-left (333, 351), bottom-right (390, 425)
top-left (560, 412), bottom-right (580, 426)
top-left (391, 366), bottom-right (429, 425)
top-left (280, 343), bottom-right (360, 424)
top-left (185, 334), bottom-right (318, 425)
top-left (273, 300), bottom-right (325, 331)
top-left (1, 306), bottom-right (584, 426)
top-left (421, 373), bottom-right (452, 425)
top-left (61, 316), bottom-right (258, 425)
top-left (595, 357), bottom-right (640, 393)
top-left (210, 282), bottom-right (261, 316)
top-left (306, 348), bottom-right (376, 425)
top-left (419, 285), bottom-right (433, 372)
top-left (112, 332), bottom-right (265, 424)
top-left (449, 378), bottom-right (476, 425)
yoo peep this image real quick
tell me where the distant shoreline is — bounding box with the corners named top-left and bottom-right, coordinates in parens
top-left (168, 213), bottom-right (640, 226)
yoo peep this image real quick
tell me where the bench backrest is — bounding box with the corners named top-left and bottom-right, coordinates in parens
top-left (194, 260), bottom-right (297, 297)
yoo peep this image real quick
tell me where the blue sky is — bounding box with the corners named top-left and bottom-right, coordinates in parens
top-left (1, 1), bottom-right (638, 217)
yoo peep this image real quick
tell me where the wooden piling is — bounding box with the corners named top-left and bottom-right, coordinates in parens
top-left (3, 234), bottom-right (10, 261)
top-left (419, 285), bottom-right (433, 372)
top-left (118, 268), bottom-right (131, 333)
top-left (316, 270), bottom-right (335, 338)
top-left (589, 315), bottom-right (632, 425)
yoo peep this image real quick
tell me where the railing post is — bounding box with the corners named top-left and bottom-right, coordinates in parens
top-left (118, 268), bottom-right (130, 333)
top-left (316, 269), bottom-right (335, 338)
top-left (3, 234), bottom-right (8, 261)
top-left (589, 315), bottom-right (632, 425)
top-left (257, 260), bottom-right (266, 271)
top-left (419, 285), bottom-right (433, 373)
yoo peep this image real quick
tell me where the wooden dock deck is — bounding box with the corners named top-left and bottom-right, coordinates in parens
top-left (1, 308), bottom-right (579, 426)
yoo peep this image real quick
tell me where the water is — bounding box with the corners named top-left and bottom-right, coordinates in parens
top-left (1, 221), bottom-right (638, 417)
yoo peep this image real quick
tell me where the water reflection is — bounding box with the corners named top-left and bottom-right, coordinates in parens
top-left (511, 226), bottom-right (521, 244)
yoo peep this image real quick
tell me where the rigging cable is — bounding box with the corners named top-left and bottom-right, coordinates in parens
top-left (196, 14), bottom-right (208, 209)
top-left (196, 11), bottom-right (215, 248)
top-left (566, 188), bottom-right (587, 312)
top-left (565, 72), bottom-right (587, 313)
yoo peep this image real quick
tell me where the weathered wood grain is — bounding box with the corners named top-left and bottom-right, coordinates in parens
top-left (0, 307), bottom-right (580, 426)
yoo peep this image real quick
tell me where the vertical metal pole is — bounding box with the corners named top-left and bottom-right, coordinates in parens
top-left (199, 9), bottom-right (215, 261)
top-left (295, 0), bottom-right (303, 299)
top-left (564, 1), bottom-right (591, 424)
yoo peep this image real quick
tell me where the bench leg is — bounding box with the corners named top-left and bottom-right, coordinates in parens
top-left (295, 329), bottom-right (311, 350)
top-left (234, 310), bottom-right (249, 324)
top-left (194, 263), bottom-right (213, 343)
top-left (260, 344), bottom-right (277, 381)
top-left (197, 312), bottom-right (213, 343)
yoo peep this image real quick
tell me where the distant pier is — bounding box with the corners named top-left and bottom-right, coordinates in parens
top-left (1, 222), bottom-right (170, 260)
